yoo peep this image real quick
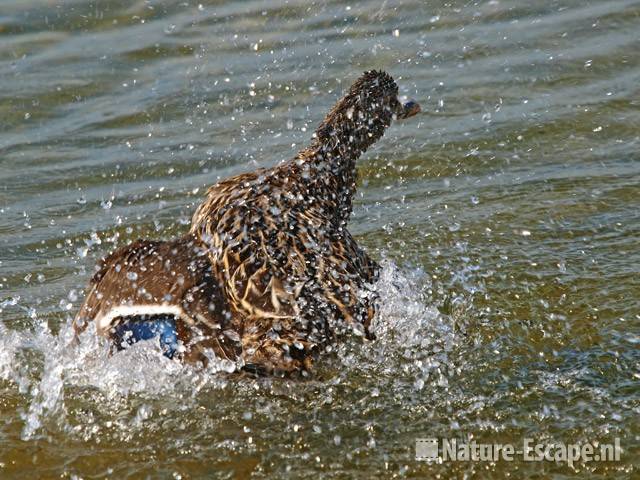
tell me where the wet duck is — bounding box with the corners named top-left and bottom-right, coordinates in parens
top-left (73, 70), bottom-right (421, 375)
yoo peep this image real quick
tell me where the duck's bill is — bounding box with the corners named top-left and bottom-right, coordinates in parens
top-left (398, 99), bottom-right (421, 119)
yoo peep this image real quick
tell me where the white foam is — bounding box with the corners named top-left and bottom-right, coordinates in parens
top-left (0, 261), bottom-right (456, 439)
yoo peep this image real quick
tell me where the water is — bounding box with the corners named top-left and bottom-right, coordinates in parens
top-left (1, 0), bottom-right (638, 477)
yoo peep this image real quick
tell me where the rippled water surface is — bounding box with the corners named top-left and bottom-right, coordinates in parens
top-left (1, 0), bottom-right (639, 478)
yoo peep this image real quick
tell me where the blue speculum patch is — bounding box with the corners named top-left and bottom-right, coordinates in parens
top-left (112, 315), bottom-right (178, 359)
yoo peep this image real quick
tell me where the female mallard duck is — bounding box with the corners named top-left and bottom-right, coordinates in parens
top-left (73, 70), bottom-right (420, 375)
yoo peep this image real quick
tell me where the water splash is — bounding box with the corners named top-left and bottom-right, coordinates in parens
top-left (356, 259), bottom-right (456, 390)
top-left (0, 261), bottom-right (456, 440)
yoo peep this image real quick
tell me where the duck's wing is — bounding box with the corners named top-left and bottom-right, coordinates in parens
top-left (192, 183), bottom-right (309, 371)
top-left (338, 229), bottom-right (380, 283)
top-left (190, 173), bottom-right (379, 372)
top-left (73, 235), bottom-right (240, 362)
top-left (321, 230), bottom-right (380, 339)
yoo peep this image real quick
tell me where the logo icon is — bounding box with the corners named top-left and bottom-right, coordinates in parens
top-left (416, 438), bottom-right (438, 461)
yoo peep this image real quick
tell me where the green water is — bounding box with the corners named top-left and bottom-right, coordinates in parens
top-left (1, 0), bottom-right (638, 478)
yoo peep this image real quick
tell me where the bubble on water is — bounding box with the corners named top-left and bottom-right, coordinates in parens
top-left (132, 404), bottom-right (153, 427)
top-left (0, 296), bottom-right (20, 309)
top-left (625, 334), bottom-right (640, 345)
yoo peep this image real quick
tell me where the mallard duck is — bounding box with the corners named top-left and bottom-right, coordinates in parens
top-left (73, 70), bottom-right (420, 375)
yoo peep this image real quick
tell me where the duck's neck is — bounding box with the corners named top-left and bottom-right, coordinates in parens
top-left (298, 108), bottom-right (389, 227)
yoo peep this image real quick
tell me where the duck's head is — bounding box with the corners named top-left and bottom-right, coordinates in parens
top-left (342, 70), bottom-right (421, 123)
top-left (315, 70), bottom-right (421, 153)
